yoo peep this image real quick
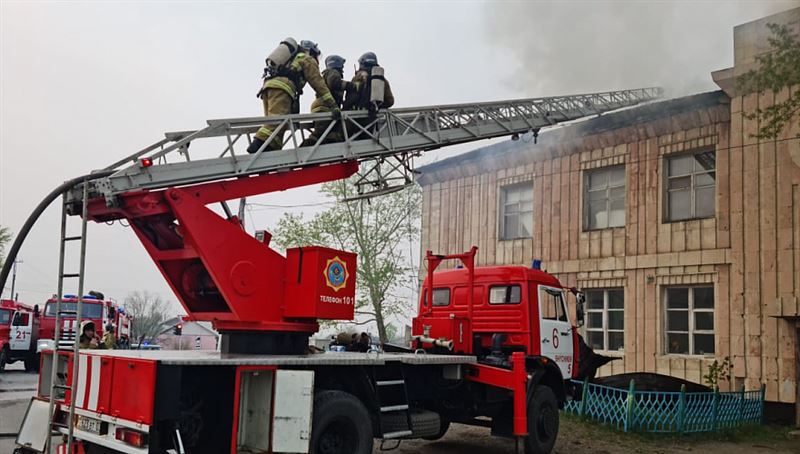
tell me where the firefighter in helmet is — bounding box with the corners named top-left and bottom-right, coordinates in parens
top-left (102, 323), bottom-right (117, 349)
top-left (248, 40), bottom-right (339, 154)
top-left (343, 52), bottom-right (395, 114)
top-left (300, 54), bottom-right (353, 147)
top-left (79, 321), bottom-right (102, 349)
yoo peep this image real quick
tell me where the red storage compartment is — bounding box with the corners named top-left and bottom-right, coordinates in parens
top-left (96, 356), bottom-right (114, 414)
top-left (412, 316), bottom-right (472, 354)
top-left (284, 247), bottom-right (357, 320)
top-left (109, 358), bottom-right (156, 424)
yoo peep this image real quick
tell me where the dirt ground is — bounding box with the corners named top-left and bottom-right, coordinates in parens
top-left (379, 417), bottom-right (800, 454)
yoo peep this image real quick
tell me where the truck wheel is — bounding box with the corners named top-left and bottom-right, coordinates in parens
top-left (382, 409), bottom-right (442, 439)
top-left (422, 417), bottom-right (449, 441)
top-left (311, 390), bottom-right (373, 454)
top-left (525, 386), bottom-right (559, 454)
top-left (24, 355), bottom-right (39, 372)
top-left (0, 347), bottom-right (8, 372)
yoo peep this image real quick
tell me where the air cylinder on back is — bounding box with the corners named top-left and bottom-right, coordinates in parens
top-left (369, 66), bottom-right (385, 105)
top-left (266, 38), bottom-right (298, 69)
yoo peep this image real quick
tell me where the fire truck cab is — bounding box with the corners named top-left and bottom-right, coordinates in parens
top-left (0, 299), bottom-right (40, 372)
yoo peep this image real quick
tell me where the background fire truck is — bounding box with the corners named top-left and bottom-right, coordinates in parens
top-left (0, 299), bottom-right (39, 372)
top-left (2, 86), bottom-right (661, 454)
top-left (36, 293), bottom-right (132, 352)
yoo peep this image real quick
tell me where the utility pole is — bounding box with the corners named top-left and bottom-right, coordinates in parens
top-left (10, 258), bottom-right (22, 301)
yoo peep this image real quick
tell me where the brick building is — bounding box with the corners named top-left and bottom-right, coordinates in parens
top-left (416, 8), bottom-right (800, 423)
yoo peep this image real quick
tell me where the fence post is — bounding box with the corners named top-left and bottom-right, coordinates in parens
top-left (759, 383), bottom-right (766, 425)
top-left (579, 376), bottom-right (589, 417)
top-left (677, 384), bottom-right (686, 434)
top-left (712, 387), bottom-right (719, 431)
top-left (624, 379), bottom-right (636, 432)
top-left (737, 384), bottom-right (745, 424)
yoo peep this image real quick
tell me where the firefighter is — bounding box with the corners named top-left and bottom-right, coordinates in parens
top-left (78, 320), bottom-right (102, 349)
top-left (247, 40), bottom-right (339, 154)
top-left (300, 54), bottom-right (352, 147)
top-left (343, 52), bottom-right (395, 114)
top-left (102, 323), bottom-right (116, 349)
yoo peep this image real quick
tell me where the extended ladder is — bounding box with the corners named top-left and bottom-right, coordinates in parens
top-left (45, 183), bottom-right (90, 454)
top-left (66, 88), bottom-right (662, 208)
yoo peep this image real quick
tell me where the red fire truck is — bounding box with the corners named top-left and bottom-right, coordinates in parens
top-left (37, 294), bottom-right (132, 352)
top-left (0, 299), bottom-right (39, 372)
top-left (3, 88), bottom-right (660, 454)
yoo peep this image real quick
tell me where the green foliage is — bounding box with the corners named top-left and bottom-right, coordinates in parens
top-left (736, 23), bottom-right (800, 139)
top-left (274, 174), bottom-right (421, 343)
top-left (703, 356), bottom-right (733, 390)
top-left (0, 226), bottom-right (11, 268)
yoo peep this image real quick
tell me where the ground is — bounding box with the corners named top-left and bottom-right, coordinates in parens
top-left (1, 366), bottom-right (797, 453)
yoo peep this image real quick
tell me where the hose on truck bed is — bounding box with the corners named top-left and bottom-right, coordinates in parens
top-left (0, 171), bottom-right (114, 294)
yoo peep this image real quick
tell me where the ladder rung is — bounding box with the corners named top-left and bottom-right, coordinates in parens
top-left (61, 273), bottom-right (81, 278)
top-left (63, 236), bottom-right (83, 242)
top-left (382, 430), bottom-right (412, 439)
top-left (380, 404), bottom-right (409, 413)
top-left (376, 380), bottom-right (405, 386)
top-left (53, 384), bottom-right (72, 389)
top-left (52, 422), bottom-right (70, 428)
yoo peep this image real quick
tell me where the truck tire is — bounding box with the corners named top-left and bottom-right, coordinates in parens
top-left (0, 347), bottom-right (8, 372)
top-left (310, 390), bottom-right (373, 454)
top-left (24, 354), bottom-right (39, 372)
top-left (422, 417), bottom-right (450, 441)
top-left (381, 409), bottom-right (441, 439)
top-left (525, 386), bottom-right (559, 454)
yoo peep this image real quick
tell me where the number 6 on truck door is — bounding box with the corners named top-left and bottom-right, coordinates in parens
top-left (538, 286), bottom-right (574, 378)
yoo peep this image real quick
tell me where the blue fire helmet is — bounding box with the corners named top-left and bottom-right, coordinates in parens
top-left (299, 40), bottom-right (321, 58)
top-left (325, 55), bottom-right (346, 71)
top-left (358, 52), bottom-right (378, 70)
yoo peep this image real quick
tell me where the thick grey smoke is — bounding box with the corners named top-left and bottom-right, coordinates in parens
top-left (485, 1), bottom-right (798, 97)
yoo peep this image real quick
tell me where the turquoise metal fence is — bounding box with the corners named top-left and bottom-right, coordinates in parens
top-left (563, 379), bottom-right (765, 433)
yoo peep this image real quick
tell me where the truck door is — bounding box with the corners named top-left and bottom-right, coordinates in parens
top-left (10, 311), bottom-right (33, 352)
top-left (537, 286), bottom-right (574, 379)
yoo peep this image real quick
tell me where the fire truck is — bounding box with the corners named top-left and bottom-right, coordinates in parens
top-left (0, 299), bottom-right (40, 372)
top-left (37, 294), bottom-right (132, 352)
top-left (2, 87), bottom-right (661, 454)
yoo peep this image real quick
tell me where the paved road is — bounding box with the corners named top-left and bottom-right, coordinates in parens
top-left (1, 362), bottom-right (38, 452)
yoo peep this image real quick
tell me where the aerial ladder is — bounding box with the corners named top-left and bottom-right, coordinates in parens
top-left (0, 87), bottom-right (661, 453)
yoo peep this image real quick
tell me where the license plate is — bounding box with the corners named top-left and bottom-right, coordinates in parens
top-left (77, 416), bottom-right (103, 434)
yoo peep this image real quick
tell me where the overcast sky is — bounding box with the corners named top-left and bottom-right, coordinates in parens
top-left (1, 0), bottom-right (796, 318)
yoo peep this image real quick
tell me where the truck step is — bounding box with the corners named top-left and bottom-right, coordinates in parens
top-left (376, 380), bottom-right (405, 386)
top-left (382, 430), bottom-right (413, 440)
top-left (380, 404), bottom-right (409, 413)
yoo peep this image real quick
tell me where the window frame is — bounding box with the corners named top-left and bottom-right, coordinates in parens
top-left (583, 288), bottom-right (625, 352)
top-left (663, 285), bottom-right (715, 356)
top-left (583, 166), bottom-right (626, 231)
top-left (423, 288), bottom-right (452, 307)
top-left (539, 286), bottom-right (568, 322)
top-left (488, 285), bottom-right (522, 305)
top-left (664, 149), bottom-right (716, 222)
top-left (499, 182), bottom-right (534, 240)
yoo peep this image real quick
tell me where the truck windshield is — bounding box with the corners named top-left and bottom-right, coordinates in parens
top-left (44, 302), bottom-right (103, 319)
top-left (0, 309), bottom-right (10, 324)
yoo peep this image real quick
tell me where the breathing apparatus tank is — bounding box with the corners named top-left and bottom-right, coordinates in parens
top-left (264, 38), bottom-right (299, 77)
top-left (369, 66), bottom-right (386, 106)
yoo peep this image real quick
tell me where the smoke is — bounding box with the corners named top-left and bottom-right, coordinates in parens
top-left (485, 1), bottom-right (798, 98)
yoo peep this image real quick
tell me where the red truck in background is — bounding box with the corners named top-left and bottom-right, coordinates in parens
top-left (0, 299), bottom-right (40, 372)
top-left (36, 293), bottom-right (132, 352)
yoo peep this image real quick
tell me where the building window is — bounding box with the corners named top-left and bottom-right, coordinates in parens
top-left (584, 166), bottom-right (625, 230)
top-left (665, 286), bottom-right (714, 355)
top-left (489, 285), bottom-right (521, 305)
top-left (500, 183), bottom-right (533, 240)
top-left (584, 288), bottom-right (624, 351)
top-left (665, 150), bottom-right (716, 222)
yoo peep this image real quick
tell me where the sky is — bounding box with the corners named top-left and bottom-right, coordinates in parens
top-left (1, 0), bottom-right (797, 322)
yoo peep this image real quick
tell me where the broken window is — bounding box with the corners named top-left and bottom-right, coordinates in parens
top-left (584, 288), bottom-right (624, 352)
top-left (665, 150), bottom-right (716, 222)
top-left (500, 183), bottom-right (533, 240)
top-left (584, 166), bottom-right (626, 230)
top-left (664, 286), bottom-right (715, 355)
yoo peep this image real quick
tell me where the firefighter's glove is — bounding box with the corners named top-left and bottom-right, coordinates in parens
top-left (331, 108), bottom-right (342, 121)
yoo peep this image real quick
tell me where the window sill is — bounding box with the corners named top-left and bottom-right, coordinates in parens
top-left (498, 237), bottom-right (530, 242)
top-left (662, 215), bottom-right (715, 225)
top-left (582, 226), bottom-right (626, 233)
top-left (592, 350), bottom-right (625, 358)
top-left (660, 353), bottom-right (716, 359)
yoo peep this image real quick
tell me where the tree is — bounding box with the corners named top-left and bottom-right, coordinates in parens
top-left (0, 226), bottom-right (11, 268)
top-left (124, 290), bottom-right (172, 344)
top-left (737, 23), bottom-right (800, 140)
top-left (273, 175), bottom-right (421, 344)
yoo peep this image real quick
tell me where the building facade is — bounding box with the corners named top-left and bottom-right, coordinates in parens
top-left (416, 9), bottom-right (800, 422)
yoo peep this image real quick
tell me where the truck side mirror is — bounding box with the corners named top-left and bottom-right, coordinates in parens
top-left (575, 292), bottom-right (585, 327)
